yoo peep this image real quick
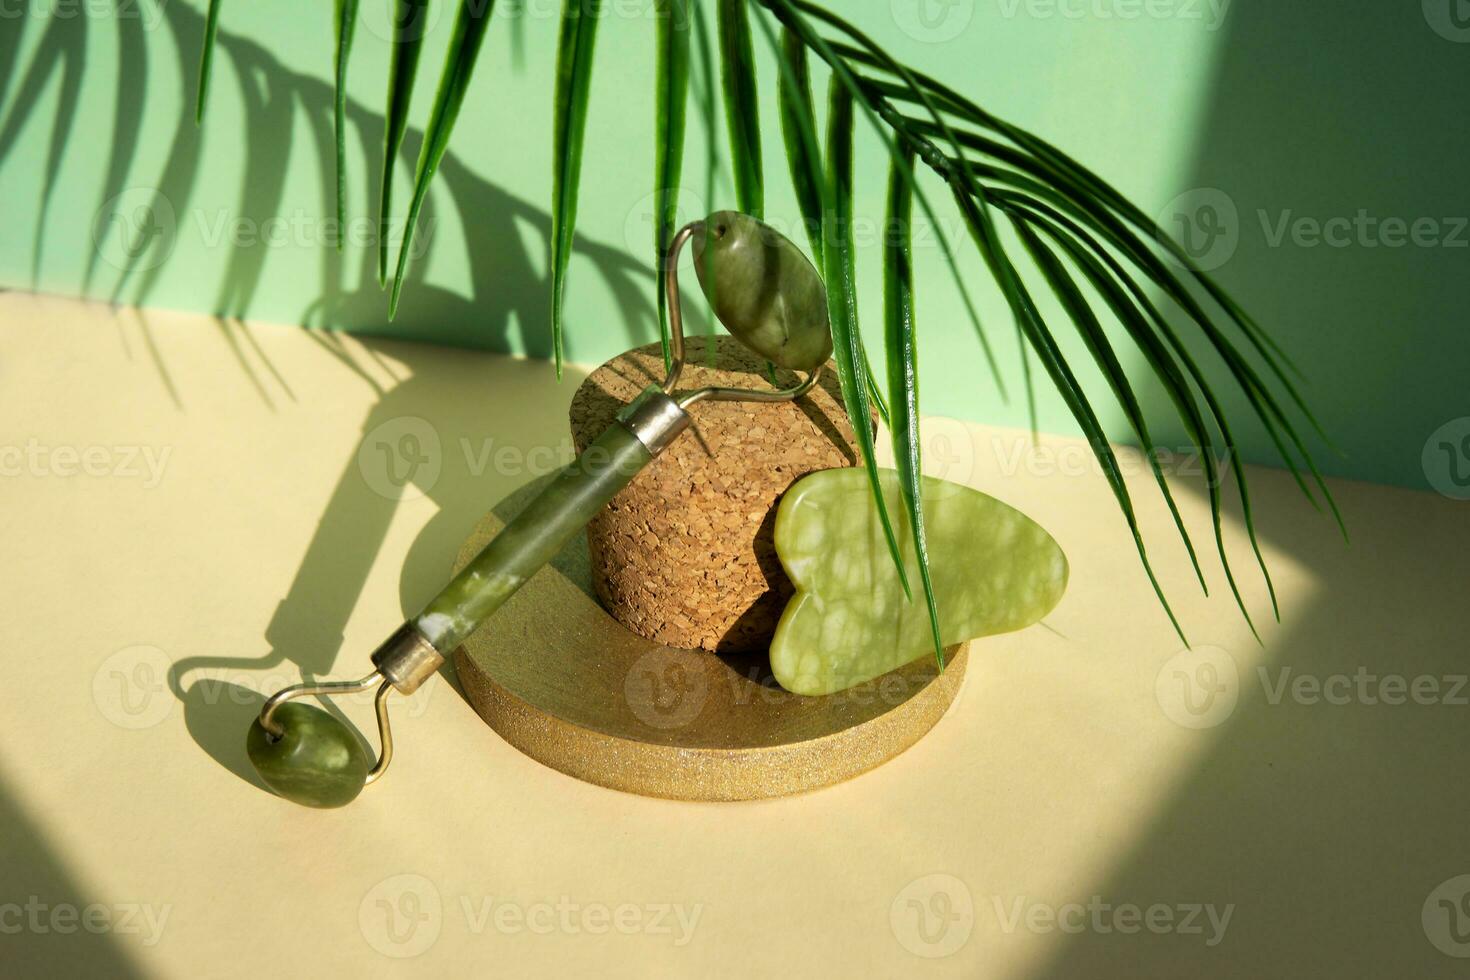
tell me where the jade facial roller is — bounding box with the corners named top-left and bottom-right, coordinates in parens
top-left (247, 212), bottom-right (836, 807)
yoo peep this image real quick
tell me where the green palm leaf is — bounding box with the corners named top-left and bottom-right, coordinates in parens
top-left (884, 147), bottom-right (943, 666)
top-left (953, 182), bottom-right (1189, 643)
top-left (977, 158), bottom-right (1343, 534)
top-left (770, 24), bottom-right (889, 424)
top-left (158, 0), bottom-right (1344, 647)
top-left (759, 0), bottom-right (1007, 400)
top-left (776, 26), bottom-right (823, 264)
top-left (825, 80), bottom-right (911, 600)
top-left (1011, 214), bottom-right (1208, 595)
top-left (851, 59), bottom-right (1330, 450)
top-left (195, 0), bottom-right (224, 124)
top-left (1012, 196), bottom-right (1273, 634)
top-left (333, 0), bottom-right (361, 252)
top-left (380, 0), bottom-right (430, 285)
top-left (654, 0), bottom-right (692, 366)
top-left (550, 0), bottom-right (603, 376)
top-left (389, 0), bottom-right (500, 319)
top-left (717, 0), bottom-right (763, 218)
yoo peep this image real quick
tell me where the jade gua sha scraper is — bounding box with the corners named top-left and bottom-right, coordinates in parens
top-left (247, 212), bottom-right (836, 808)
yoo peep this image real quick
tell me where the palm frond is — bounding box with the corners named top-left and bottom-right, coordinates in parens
top-left (768, 24), bottom-right (888, 424)
top-left (159, 0), bottom-right (1342, 643)
top-left (1011, 213), bottom-right (1208, 595)
top-left (824, 79), bottom-right (910, 599)
top-left (884, 147), bottom-right (943, 666)
top-left (195, 0), bottom-right (224, 124)
top-left (775, 27), bottom-right (823, 264)
top-left (549, 0), bottom-right (603, 376)
top-left (333, 0), bottom-right (361, 251)
top-left (716, 0), bottom-right (763, 217)
top-left (388, 0), bottom-right (499, 319)
top-left (380, 0), bottom-right (429, 285)
top-left (654, 0), bottom-right (692, 366)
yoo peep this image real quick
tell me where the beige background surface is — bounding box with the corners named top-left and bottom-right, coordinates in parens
top-left (1, 292), bottom-right (1466, 978)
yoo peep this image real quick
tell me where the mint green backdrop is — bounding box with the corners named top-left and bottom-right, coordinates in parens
top-left (0, 0), bottom-right (1465, 490)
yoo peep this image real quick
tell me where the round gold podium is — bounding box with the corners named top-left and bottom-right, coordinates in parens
top-left (451, 483), bottom-right (967, 802)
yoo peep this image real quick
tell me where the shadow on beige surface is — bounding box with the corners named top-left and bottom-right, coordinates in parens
top-left (0, 772), bottom-right (147, 977)
top-left (166, 338), bottom-right (591, 790)
top-left (1026, 474), bottom-right (1470, 977)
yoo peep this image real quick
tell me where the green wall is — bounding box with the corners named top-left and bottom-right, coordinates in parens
top-left (1, 0), bottom-right (1465, 491)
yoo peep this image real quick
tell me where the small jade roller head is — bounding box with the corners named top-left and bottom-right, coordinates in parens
top-left (692, 211), bottom-right (835, 374)
top-left (246, 627), bottom-right (435, 808)
top-left (247, 702), bottom-right (371, 808)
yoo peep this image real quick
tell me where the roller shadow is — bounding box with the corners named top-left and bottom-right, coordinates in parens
top-left (168, 337), bottom-right (594, 786)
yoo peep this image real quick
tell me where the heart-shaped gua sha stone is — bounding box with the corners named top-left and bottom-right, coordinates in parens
top-left (771, 468), bottom-right (1068, 696)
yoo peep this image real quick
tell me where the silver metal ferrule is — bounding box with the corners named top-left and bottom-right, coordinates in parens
top-left (616, 385), bottom-right (693, 456)
top-left (370, 623), bottom-right (445, 696)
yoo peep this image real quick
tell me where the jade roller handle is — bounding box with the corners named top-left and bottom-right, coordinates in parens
top-left (412, 387), bottom-right (687, 651)
top-left (245, 385), bottom-right (692, 808)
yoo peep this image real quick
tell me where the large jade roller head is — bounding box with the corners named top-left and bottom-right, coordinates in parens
top-left (690, 211), bottom-right (834, 374)
top-left (247, 212), bottom-right (831, 809)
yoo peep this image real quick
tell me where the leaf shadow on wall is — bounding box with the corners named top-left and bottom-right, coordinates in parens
top-left (0, 0), bottom-right (658, 396)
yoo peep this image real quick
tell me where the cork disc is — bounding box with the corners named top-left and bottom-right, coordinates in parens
top-left (451, 477), bottom-right (968, 802)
